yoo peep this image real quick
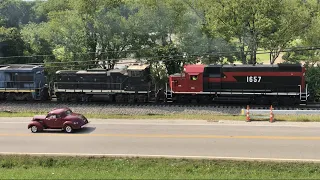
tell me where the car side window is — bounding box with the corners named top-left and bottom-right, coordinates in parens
top-left (48, 114), bottom-right (57, 119)
top-left (65, 110), bottom-right (72, 116)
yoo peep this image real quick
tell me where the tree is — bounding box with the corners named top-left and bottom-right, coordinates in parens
top-left (0, 0), bottom-right (39, 28)
top-left (198, 0), bottom-right (311, 64)
top-left (93, 2), bottom-right (142, 69)
top-left (129, 0), bottom-right (195, 75)
top-left (0, 27), bottom-right (26, 63)
top-left (260, 0), bottom-right (311, 64)
top-left (20, 23), bottom-right (54, 63)
top-left (282, 1), bottom-right (320, 66)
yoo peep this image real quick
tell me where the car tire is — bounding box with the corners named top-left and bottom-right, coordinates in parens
top-left (64, 125), bottom-right (73, 133)
top-left (30, 125), bottom-right (38, 133)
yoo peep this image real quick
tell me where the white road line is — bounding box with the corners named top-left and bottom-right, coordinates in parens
top-left (1, 118), bottom-right (320, 127)
top-left (0, 122), bottom-right (28, 124)
top-left (0, 152), bottom-right (319, 162)
top-left (0, 121), bottom-right (319, 128)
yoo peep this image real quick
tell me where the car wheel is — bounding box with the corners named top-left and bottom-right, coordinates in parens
top-left (30, 125), bottom-right (38, 133)
top-left (64, 125), bottom-right (73, 133)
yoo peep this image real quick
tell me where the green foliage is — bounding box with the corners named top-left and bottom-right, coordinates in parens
top-left (260, 0), bottom-right (311, 64)
top-left (281, 2), bottom-right (320, 101)
top-left (199, 0), bottom-right (312, 64)
top-left (151, 44), bottom-right (184, 75)
top-left (93, 3), bottom-right (141, 68)
top-left (0, 27), bottom-right (26, 63)
top-left (0, 0), bottom-right (38, 28)
top-left (305, 65), bottom-right (320, 101)
top-left (20, 23), bottom-right (54, 62)
top-left (2, 0), bottom-right (320, 87)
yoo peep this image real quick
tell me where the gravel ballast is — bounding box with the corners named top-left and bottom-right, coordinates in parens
top-left (0, 102), bottom-right (242, 115)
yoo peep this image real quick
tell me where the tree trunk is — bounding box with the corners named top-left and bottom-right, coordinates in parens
top-left (239, 38), bottom-right (247, 64)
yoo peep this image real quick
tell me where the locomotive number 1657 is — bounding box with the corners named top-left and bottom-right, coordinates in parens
top-left (246, 76), bottom-right (262, 83)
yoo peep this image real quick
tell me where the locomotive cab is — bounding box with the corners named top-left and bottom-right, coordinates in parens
top-left (126, 64), bottom-right (151, 91)
top-left (169, 64), bottom-right (205, 93)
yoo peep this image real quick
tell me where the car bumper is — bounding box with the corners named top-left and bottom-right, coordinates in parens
top-left (73, 120), bottom-right (89, 129)
top-left (80, 122), bottom-right (89, 128)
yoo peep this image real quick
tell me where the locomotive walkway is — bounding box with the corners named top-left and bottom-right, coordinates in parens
top-left (1, 117), bottom-right (320, 162)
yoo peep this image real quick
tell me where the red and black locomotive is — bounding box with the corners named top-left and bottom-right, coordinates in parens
top-left (166, 63), bottom-right (308, 105)
top-left (0, 62), bottom-right (310, 105)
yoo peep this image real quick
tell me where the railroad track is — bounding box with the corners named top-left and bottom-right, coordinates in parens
top-left (1, 100), bottom-right (320, 110)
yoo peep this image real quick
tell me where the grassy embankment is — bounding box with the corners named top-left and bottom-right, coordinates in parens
top-left (0, 111), bottom-right (319, 122)
top-left (1, 155), bottom-right (320, 179)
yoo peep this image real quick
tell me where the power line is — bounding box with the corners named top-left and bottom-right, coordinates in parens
top-left (1, 45), bottom-right (320, 60)
top-left (1, 46), bottom-right (320, 68)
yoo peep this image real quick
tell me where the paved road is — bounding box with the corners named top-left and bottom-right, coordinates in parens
top-left (1, 117), bottom-right (320, 162)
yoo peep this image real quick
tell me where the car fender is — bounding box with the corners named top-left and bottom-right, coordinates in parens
top-left (28, 121), bottom-right (44, 131)
top-left (63, 121), bottom-right (74, 128)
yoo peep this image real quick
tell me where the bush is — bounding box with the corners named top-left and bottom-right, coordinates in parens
top-left (305, 64), bottom-right (320, 102)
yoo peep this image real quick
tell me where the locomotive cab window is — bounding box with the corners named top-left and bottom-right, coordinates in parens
top-left (190, 75), bottom-right (198, 80)
top-left (129, 70), bottom-right (142, 77)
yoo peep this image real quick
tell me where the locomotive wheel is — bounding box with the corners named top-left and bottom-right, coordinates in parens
top-left (176, 95), bottom-right (189, 103)
top-left (69, 94), bottom-right (79, 102)
top-left (115, 94), bottom-right (128, 103)
top-left (128, 94), bottom-right (136, 103)
top-left (57, 93), bottom-right (68, 102)
top-left (271, 100), bottom-right (279, 106)
top-left (80, 94), bottom-right (89, 102)
top-left (280, 97), bottom-right (295, 106)
top-left (137, 95), bottom-right (147, 103)
top-left (25, 93), bottom-right (33, 101)
top-left (6, 93), bottom-right (14, 101)
top-left (254, 96), bottom-right (269, 105)
top-left (198, 95), bottom-right (212, 104)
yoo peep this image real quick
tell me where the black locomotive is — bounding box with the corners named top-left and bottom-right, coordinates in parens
top-left (53, 63), bottom-right (159, 103)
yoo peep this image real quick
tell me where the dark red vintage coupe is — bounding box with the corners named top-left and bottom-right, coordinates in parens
top-left (28, 107), bottom-right (89, 133)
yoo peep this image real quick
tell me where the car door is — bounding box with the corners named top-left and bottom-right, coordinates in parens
top-left (43, 114), bottom-right (57, 128)
top-left (54, 114), bottom-right (65, 128)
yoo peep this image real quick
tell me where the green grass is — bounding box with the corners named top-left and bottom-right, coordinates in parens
top-left (231, 53), bottom-right (271, 64)
top-left (1, 111), bottom-right (320, 122)
top-left (1, 155), bottom-right (320, 179)
top-left (256, 53), bottom-right (271, 64)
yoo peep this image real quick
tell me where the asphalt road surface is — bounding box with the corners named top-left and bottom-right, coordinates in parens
top-left (1, 117), bottom-right (320, 162)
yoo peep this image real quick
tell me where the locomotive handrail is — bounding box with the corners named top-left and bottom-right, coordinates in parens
top-left (0, 81), bottom-right (40, 90)
top-left (53, 81), bottom-right (124, 91)
top-left (0, 81), bottom-right (35, 83)
top-left (53, 82), bottom-right (123, 85)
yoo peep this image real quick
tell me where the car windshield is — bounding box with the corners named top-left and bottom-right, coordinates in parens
top-left (65, 110), bottom-right (72, 116)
